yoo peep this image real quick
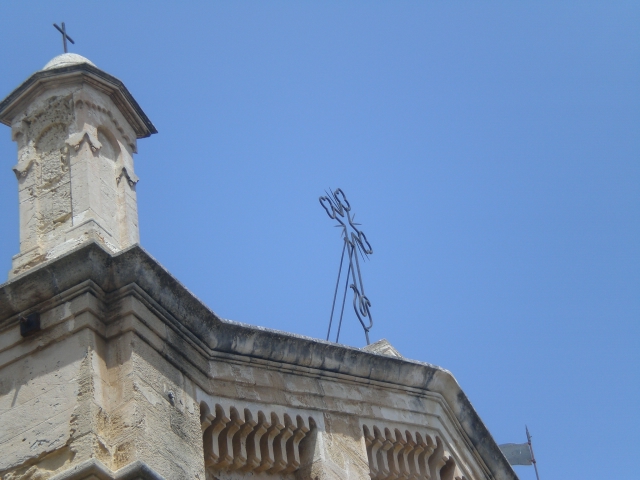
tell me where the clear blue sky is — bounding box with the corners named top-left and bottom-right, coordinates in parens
top-left (1, 2), bottom-right (638, 478)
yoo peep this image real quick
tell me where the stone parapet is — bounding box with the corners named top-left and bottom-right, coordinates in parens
top-left (0, 241), bottom-right (517, 480)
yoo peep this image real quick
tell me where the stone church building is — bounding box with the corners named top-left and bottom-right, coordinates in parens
top-left (0, 54), bottom-right (518, 480)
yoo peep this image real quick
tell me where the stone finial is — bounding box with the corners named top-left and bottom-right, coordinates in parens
top-left (362, 338), bottom-right (403, 358)
top-left (0, 54), bottom-right (156, 278)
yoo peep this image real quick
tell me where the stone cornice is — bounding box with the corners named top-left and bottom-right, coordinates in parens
top-left (0, 63), bottom-right (157, 138)
top-left (0, 241), bottom-right (517, 480)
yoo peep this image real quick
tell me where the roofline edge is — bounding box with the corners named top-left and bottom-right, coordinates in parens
top-left (0, 63), bottom-right (157, 138)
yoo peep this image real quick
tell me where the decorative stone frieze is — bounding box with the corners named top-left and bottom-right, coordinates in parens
top-left (200, 402), bottom-right (315, 476)
top-left (363, 424), bottom-right (467, 480)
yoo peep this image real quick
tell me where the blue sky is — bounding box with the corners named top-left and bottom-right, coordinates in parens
top-left (1, 2), bottom-right (638, 478)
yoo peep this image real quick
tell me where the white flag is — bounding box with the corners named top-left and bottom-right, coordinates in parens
top-left (499, 443), bottom-right (532, 466)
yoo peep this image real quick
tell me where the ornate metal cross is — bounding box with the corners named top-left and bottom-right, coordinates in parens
top-left (53, 22), bottom-right (75, 53)
top-left (320, 189), bottom-right (373, 345)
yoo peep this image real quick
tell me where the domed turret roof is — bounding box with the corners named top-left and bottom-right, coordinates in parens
top-left (1, 53), bottom-right (155, 138)
top-left (43, 53), bottom-right (96, 70)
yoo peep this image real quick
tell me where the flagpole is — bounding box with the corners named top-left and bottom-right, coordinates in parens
top-left (526, 425), bottom-right (540, 480)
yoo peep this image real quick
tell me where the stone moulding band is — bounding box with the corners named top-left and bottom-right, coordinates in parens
top-left (200, 402), bottom-right (315, 475)
top-left (47, 459), bottom-right (164, 480)
top-left (363, 424), bottom-right (467, 480)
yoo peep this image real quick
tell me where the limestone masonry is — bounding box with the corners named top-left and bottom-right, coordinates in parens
top-left (0, 54), bottom-right (518, 480)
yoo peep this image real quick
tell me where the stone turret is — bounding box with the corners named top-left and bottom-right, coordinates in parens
top-left (0, 53), bottom-right (156, 278)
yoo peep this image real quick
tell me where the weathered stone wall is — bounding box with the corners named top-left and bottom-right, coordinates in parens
top-left (0, 332), bottom-right (90, 478)
top-left (0, 243), bottom-right (517, 480)
top-left (0, 289), bottom-right (205, 479)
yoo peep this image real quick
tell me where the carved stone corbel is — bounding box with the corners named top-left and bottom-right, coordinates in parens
top-left (65, 130), bottom-right (102, 152)
top-left (12, 158), bottom-right (36, 179)
top-left (117, 166), bottom-right (139, 188)
top-left (362, 425), bottom-right (467, 480)
top-left (200, 403), bottom-right (314, 476)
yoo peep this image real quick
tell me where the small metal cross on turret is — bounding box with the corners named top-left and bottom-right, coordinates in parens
top-left (53, 22), bottom-right (75, 53)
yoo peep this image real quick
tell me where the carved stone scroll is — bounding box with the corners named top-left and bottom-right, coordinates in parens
top-left (200, 402), bottom-right (314, 476)
top-left (363, 424), bottom-right (468, 480)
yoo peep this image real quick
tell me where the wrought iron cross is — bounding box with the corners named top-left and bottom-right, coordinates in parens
top-left (320, 189), bottom-right (374, 345)
top-left (53, 22), bottom-right (75, 53)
